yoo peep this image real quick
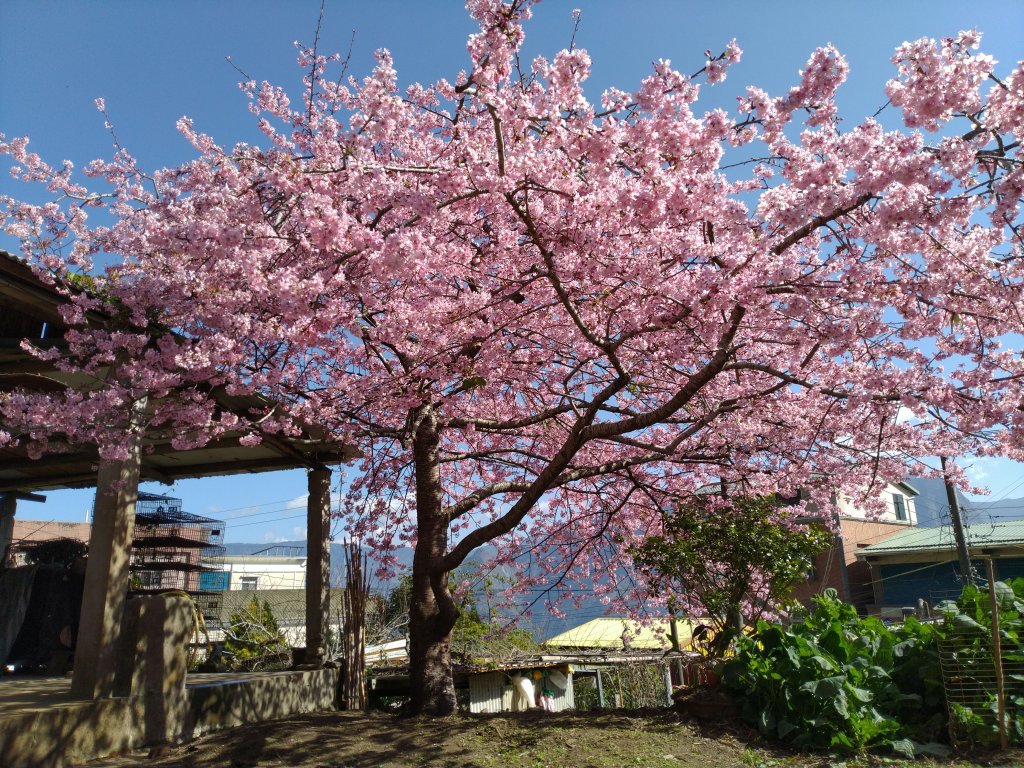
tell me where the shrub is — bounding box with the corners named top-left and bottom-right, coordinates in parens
top-left (223, 596), bottom-right (291, 671)
top-left (721, 589), bottom-right (947, 756)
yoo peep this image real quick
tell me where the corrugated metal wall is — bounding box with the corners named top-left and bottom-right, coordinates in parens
top-left (468, 670), bottom-right (575, 713)
top-left (879, 557), bottom-right (1024, 606)
top-left (468, 671), bottom-right (511, 713)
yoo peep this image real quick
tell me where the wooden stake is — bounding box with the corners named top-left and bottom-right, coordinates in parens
top-left (985, 557), bottom-right (1008, 751)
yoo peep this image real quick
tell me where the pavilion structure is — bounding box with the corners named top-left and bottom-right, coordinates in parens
top-left (0, 250), bottom-right (357, 700)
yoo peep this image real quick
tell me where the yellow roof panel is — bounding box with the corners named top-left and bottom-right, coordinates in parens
top-left (543, 618), bottom-right (708, 651)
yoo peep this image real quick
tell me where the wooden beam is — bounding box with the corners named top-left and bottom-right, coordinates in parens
top-left (0, 494), bottom-right (15, 564)
top-left (1, 491), bottom-right (46, 503)
top-left (140, 466), bottom-right (174, 485)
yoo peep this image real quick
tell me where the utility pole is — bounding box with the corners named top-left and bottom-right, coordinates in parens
top-left (941, 456), bottom-right (975, 583)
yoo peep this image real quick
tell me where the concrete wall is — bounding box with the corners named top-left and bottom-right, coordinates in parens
top-left (11, 519), bottom-right (92, 545)
top-left (222, 557), bottom-right (307, 590)
top-left (0, 593), bottom-right (340, 768)
top-left (0, 669), bottom-right (341, 768)
top-left (0, 694), bottom-right (142, 768)
top-left (186, 668), bottom-right (339, 737)
top-left (836, 483), bottom-right (918, 525)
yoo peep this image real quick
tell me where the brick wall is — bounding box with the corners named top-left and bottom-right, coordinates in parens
top-left (791, 518), bottom-right (910, 613)
top-left (12, 519), bottom-right (92, 545)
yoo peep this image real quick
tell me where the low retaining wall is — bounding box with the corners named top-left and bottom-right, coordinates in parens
top-left (0, 694), bottom-right (142, 768)
top-left (0, 669), bottom-right (341, 768)
top-left (186, 668), bottom-right (339, 737)
top-left (1, 595), bottom-right (341, 768)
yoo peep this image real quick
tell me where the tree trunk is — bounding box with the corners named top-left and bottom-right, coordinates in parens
top-left (408, 406), bottom-right (460, 715)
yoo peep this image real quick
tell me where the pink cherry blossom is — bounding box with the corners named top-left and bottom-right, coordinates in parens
top-left (1, 0), bottom-right (1022, 715)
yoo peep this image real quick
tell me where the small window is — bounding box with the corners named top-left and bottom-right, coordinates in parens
top-left (240, 575), bottom-right (259, 591)
top-left (893, 493), bottom-right (907, 521)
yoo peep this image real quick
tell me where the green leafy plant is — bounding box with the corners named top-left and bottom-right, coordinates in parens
top-left (721, 589), bottom-right (948, 756)
top-left (933, 578), bottom-right (1024, 748)
top-left (631, 495), bottom-right (831, 655)
top-left (223, 596), bottom-right (291, 671)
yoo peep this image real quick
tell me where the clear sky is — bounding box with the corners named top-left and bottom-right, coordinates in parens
top-left (2, 1), bottom-right (1023, 542)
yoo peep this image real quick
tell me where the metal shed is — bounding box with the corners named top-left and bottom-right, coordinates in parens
top-left (468, 665), bottom-right (575, 714)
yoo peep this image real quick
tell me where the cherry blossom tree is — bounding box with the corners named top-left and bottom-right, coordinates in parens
top-left (2, 0), bottom-right (1023, 714)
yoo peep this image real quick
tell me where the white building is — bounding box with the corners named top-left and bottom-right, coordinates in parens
top-left (221, 554), bottom-right (307, 590)
top-left (836, 480), bottom-right (919, 526)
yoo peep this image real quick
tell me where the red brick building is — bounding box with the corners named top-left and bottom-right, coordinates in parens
top-left (791, 481), bottom-right (920, 614)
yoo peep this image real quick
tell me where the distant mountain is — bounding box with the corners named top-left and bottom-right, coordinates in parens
top-left (221, 540), bottom-right (496, 592)
top-left (219, 539), bottom-right (630, 642)
top-left (905, 476), bottom-right (1024, 526)
top-left (962, 497), bottom-right (1024, 524)
top-left (906, 477), bottom-right (968, 527)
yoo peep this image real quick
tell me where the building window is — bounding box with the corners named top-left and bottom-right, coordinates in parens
top-left (893, 493), bottom-right (907, 522)
top-left (240, 575), bottom-right (259, 591)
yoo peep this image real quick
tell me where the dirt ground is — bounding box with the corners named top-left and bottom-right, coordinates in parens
top-left (83, 710), bottom-right (1024, 768)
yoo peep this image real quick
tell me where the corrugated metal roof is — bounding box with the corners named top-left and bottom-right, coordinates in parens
top-left (543, 617), bottom-right (705, 650)
top-left (859, 521), bottom-right (1024, 555)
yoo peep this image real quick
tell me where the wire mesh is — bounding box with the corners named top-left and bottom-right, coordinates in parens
top-left (937, 628), bottom-right (1023, 749)
top-left (129, 492), bottom-right (226, 621)
top-left (573, 662), bottom-right (670, 709)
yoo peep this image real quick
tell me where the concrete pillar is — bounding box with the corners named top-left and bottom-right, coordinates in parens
top-left (71, 421), bottom-right (144, 699)
top-left (122, 594), bottom-right (192, 745)
top-left (0, 494), bottom-right (15, 564)
top-left (305, 467), bottom-right (331, 665)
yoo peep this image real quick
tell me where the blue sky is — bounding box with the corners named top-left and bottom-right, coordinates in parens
top-left (2, 1), bottom-right (1023, 541)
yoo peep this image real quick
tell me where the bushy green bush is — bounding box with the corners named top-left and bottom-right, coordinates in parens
top-left (630, 496), bottom-right (831, 655)
top-left (721, 589), bottom-right (948, 757)
top-left (223, 596), bottom-right (291, 671)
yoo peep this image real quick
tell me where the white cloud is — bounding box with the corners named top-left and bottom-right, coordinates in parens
top-left (966, 461), bottom-right (990, 484)
top-left (894, 405), bottom-right (919, 424)
top-left (286, 491), bottom-right (342, 511)
top-left (285, 494), bottom-right (309, 510)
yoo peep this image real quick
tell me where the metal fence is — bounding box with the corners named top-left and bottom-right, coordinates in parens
top-left (936, 562), bottom-right (1024, 750)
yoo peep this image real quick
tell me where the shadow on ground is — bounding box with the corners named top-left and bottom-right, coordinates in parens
top-left (82, 708), bottom-right (1024, 768)
top-left (80, 709), bottom-right (809, 768)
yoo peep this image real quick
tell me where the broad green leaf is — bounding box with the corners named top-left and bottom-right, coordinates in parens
top-left (994, 580), bottom-right (1015, 608)
top-left (890, 738), bottom-right (915, 758)
top-left (777, 719), bottom-right (798, 739)
top-left (848, 686), bottom-right (874, 704)
top-left (952, 613), bottom-right (984, 633)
